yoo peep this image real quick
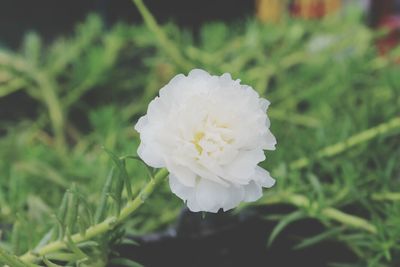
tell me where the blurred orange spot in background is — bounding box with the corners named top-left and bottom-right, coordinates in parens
top-left (256, 0), bottom-right (285, 22)
top-left (256, 0), bottom-right (342, 22)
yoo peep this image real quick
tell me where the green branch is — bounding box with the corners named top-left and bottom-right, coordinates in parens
top-left (290, 117), bottom-right (400, 170)
top-left (131, 0), bottom-right (192, 70)
top-left (0, 246), bottom-right (40, 267)
top-left (269, 109), bottom-right (321, 128)
top-left (19, 168), bottom-right (169, 263)
top-left (0, 51), bottom-right (66, 153)
top-left (261, 193), bottom-right (377, 234)
top-left (372, 192), bottom-right (400, 202)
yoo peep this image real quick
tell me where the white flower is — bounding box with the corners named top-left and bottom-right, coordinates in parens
top-left (135, 69), bottom-right (276, 212)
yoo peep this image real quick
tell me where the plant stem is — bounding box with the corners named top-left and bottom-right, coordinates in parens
top-left (34, 72), bottom-right (66, 153)
top-left (131, 0), bottom-right (192, 70)
top-left (372, 192), bottom-right (400, 201)
top-left (261, 193), bottom-right (377, 234)
top-left (20, 168), bottom-right (169, 263)
top-left (269, 109), bottom-right (321, 128)
top-left (322, 208), bottom-right (377, 234)
top-left (289, 117), bottom-right (400, 170)
top-left (0, 246), bottom-right (40, 267)
top-left (0, 51), bottom-right (66, 153)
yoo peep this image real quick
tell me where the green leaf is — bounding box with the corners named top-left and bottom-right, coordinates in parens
top-left (77, 193), bottom-right (94, 226)
top-left (34, 229), bottom-right (54, 252)
top-left (120, 238), bottom-right (139, 246)
top-left (110, 258), bottom-right (144, 267)
top-left (121, 159), bottom-right (133, 198)
top-left (95, 167), bottom-right (115, 223)
top-left (45, 252), bottom-right (81, 262)
top-left (267, 210), bottom-right (305, 247)
top-left (0, 246), bottom-right (40, 267)
top-left (307, 173), bottom-right (324, 203)
top-left (0, 76), bottom-right (28, 98)
top-left (15, 161), bottom-right (69, 189)
top-left (65, 184), bottom-right (80, 233)
top-left (23, 32), bottom-right (42, 65)
top-left (57, 191), bottom-right (69, 221)
top-left (77, 215), bottom-right (88, 237)
top-left (103, 147), bottom-right (133, 199)
top-left (11, 219), bottom-right (21, 254)
top-left (65, 230), bottom-right (87, 260)
top-left (76, 241), bottom-right (99, 249)
top-left (293, 227), bottom-right (343, 250)
top-left (113, 168), bottom-right (125, 216)
top-left (43, 256), bottom-right (64, 267)
top-left (124, 155), bottom-right (154, 180)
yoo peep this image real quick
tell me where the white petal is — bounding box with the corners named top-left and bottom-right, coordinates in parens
top-left (244, 181), bottom-right (263, 202)
top-left (188, 69), bottom-right (210, 79)
top-left (225, 149), bottom-right (266, 183)
top-left (220, 72), bottom-right (231, 79)
top-left (186, 197), bottom-right (202, 212)
top-left (259, 98), bottom-right (270, 112)
top-left (195, 178), bottom-right (226, 213)
top-left (159, 74), bottom-right (185, 104)
top-left (254, 166), bottom-right (275, 188)
top-left (168, 174), bottom-right (193, 200)
top-left (134, 116), bottom-right (148, 132)
top-left (183, 159), bottom-right (229, 186)
top-left (222, 185), bottom-right (245, 211)
top-left (261, 130), bottom-right (277, 150)
top-left (137, 143), bottom-right (164, 168)
top-left (167, 73), bottom-right (186, 86)
top-left (146, 97), bottom-right (168, 122)
top-left (169, 175), bottom-right (204, 213)
top-left (166, 160), bottom-right (196, 187)
top-left (264, 113), bottom-right (271, 128)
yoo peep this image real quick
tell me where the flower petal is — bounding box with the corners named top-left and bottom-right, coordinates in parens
top-left (195, 178), bottom-right (226, 213)
top-left (261, 130), bottom-right (277, 150)
top-left (134, 116), bottom-right (148, 132)
top-left (168, 174), bottom-right (193, 200)
top-left (166, 160), bottom-right (197, 187)
top-left (188, 69), bottom-right (211, 79)
top-left (222, 185), bottom-right (245, 211)
top-left (224, 149), bottom-right (266, 183)
top-left (244, 181), bottom-right (263, 202)
top-left (254, 166), bottom-right (275, 188)
top-left (137, 143), bottom-right (164, 168)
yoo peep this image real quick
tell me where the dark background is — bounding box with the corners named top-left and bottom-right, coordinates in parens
top-left (4, 0), bottom-right (400, 50)
top-left (0, 0), bottom-right (254, 48)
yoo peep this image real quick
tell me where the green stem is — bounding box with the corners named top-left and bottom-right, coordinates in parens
top-left (261, 193), bottom-right (377, 234)
top-left (269, 109), bottom-right (321, 128)
top-left (290, 117), bottom-right (400, 170)
top-left (0, 246), bottom-right (40, 267)
top-left (0, 51), bottom-right (66, 153)
top-left (322, 208), bottom-right (377, 234)
top-left (372, 192), bottom-right (400, 202)
top-left (131, 0), bottom-right (192, 70)
top-left (20, 168), bottom-right (169, 263)
top-left (35, 72), bottom-right (65, 152)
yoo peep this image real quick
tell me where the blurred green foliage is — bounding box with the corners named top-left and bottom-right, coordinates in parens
top-left (0, 2), bottom-right (400, 266)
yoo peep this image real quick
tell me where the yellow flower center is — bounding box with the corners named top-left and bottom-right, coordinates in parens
top-left (192, 131), bottom-right (205, 154)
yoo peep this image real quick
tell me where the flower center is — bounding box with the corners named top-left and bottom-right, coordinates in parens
top-left (191, 119), bottom-right (234, 159)
top-left (192, 131), bottom-right (205, 154)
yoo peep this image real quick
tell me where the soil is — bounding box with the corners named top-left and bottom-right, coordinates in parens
top-left (114, 206), bottom-right (357, 267)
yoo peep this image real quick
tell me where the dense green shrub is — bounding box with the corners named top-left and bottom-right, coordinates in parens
top-left (0, 2), bottom-right (399, 266)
